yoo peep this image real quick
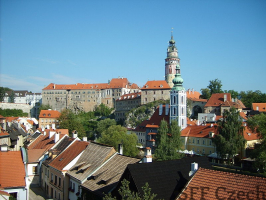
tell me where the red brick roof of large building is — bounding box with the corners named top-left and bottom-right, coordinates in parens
top-left (181, 124), bottom-right (218, 138)
top-left (0, 127), bottom-right (9, 137)
top-left (39, 110), bottom-right (61, 118)
top-left (186, 89), bottom-right (201, 99)
top-left (178, 168), bottom-right (266, 200)
top-left (28, 149), bottom-right (47, 163)
top-left (49, 140), bottom-right (89, 171)
top-left (5, 117), bottom-right (19, 122)
top-left (0, 151), bottom-right (25, 188)
top-left (42, 78), bottom-right (139, 90)
top-left (117, 92), bottom-right (141, 101)
top-left (205, 93), bottom-right (245, 109)
top-left (141, 80), bottom-right (171, 90)
top-left (252, 103), bottom-right (266, 112)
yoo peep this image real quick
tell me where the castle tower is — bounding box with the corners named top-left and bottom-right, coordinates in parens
top-left (170, 64), bottom-right (187, 130)
top-left (165, 32), bottom-right (180, 88)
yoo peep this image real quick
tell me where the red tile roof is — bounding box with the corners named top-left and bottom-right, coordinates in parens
top-left (252, 103), bottom-right (266, 112)
top-left (49, 140), bottom-right (89, 171)
top-left (239, 112), bottom-right (247, 120)
top-left (186, 90), bottom-right (201, 99)
top-left (181, 124), bottom-right (218, 138)
top-left (243, 125), bottom-right (260, 141)
top-left (117, 92), bottom-right (141, 101)
top-left (205, 93), bottom-right (245, 109)
top-left (141, 80), bottom-right (170, 90)
top-left (28, 149), bottom-right (47, 163)
top-left (178, 168), bottom-right (266, 200)
top-left (0, 151), bottom-right (25, 188)
top-left (5, 117), bottom-right (19, 122)
top-left (39, 110), bottom-right (61, 118)
top-left (0, 115), bottom-right (5, 119)
top-left (42, 78), bottom-right (139, 90)
top-left (0, 128), bottom-right (9, 137)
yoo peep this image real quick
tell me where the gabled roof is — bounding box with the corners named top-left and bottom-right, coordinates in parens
top-left (28, 149), bottom-right (47, 163)
top-left (243, 125), bottom-right (261, 141)
top-left (186, 89), bottom-right (201, 99)
top-left (178, 168), bottom-right (266, 200)
top-left (205, 93), bottom-right (245, 109)
top-left (39, 110), bottom-right (61, 118)
top-left (124, 156), bottom-right (212, 200)
top-left (146, 105), bottom-right (170, 127)
top-left (0, 128), bottom-right (9, 137)
top-left (81, 154), bottom-right (140, 197)
top-left (141, 80), bottom-right (171, 90)
top-left (181, 125), bottom-right (218, 138)
top-left (49, 140), bottom-right (89, 171)
top-left (0, 151), bottom-right (25, 188)
top-left (5, 117), bottom-right (19, 122)
top-left (252, 103), bottom-right (266, 112)
top-left (67, 142), bottom-right (116, 181)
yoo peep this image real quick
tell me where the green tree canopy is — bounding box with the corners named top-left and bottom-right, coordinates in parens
top-left (224, 90), bottom-right (239, 99)
top-left (200, 88), bottom-right (211, 99)
top-left (247, 113), bottom-right (266, 172)
top-left (213, 107), bottom-right (246, 164)
top-left (96, 118), bottom-right (117, 136)
top-left (94, 103), bottom-right (114, 117)
top-left (97, 125), bottom-right (139, 157)
top-left (155, 119), bottom-right (182, 161)
top-left (238, 90), bottom-right (266, 108)
top-left (0, 108), bottom-right (28, 117)
top-left (38, 104), bottom-right (52, 116)
top-left (9, 91), bottom-right (15, 103)
top-left (58, 109), bottom-right (86, 138)
top-left (207, 78), bottom-right (223, 94)
top-left (0, 87), bottom-right (12, 102)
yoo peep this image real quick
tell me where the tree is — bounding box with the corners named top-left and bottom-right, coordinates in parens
top-left (155, 119), bottom-right (182, 161)
top-left (38, 104), bottom-right (52, 116)
top-left (58, 109), bottom-right (86, 137)
top-left (212, 107), bottom-right (246, 164)
top-left (96, 118), bottom-right (116, 136)
top-left (207, 78), bottom-right (223, 94)
top-left (97, 125), bottom-right (139, 157)
top-left (200, 88), bottom-right (211, 99)
top-left (104, 179), bottom-right (157, 200)
top-left (238, 90), bottom-right (266, 108)
top-left (0, 87), bottom-right (5, 102)
top-left (9, 90), bottom-right (15, 103)
top-left (224, 90), bottom-right (239, 99)
top-left (247, 113), bottom-right (266, 173)
top-left (94, 103), bottom-right (113, 117)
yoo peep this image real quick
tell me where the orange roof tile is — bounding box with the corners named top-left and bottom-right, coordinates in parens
top-left (141, 80), bottom-right (170, 90)
top-left (0, 115), bottom-right (5, 119)
top-left (205, 93), bottom-right (232, 107)
top-left (0, 128), bottom-right (9, 137)
top-left (0, 151), bottom-right (25, 188)
top-left (181, 125), bottom-right (218, 138)
top-left (146, 124), bottom-right (159, 128)
top-left (243, 125), bottom-right (260, 141)
top-left (5, 117), bottom-right (19, 122)
top-left (49, 140), bottom-right (89, 171)
top-left (28, 149), bottom-right (47, 163)
top-left (39, 110), bottom-right (61, 118)
top-left (186, 90), bottom-right (201, 99)
top-left (117, 92), bottom-right (141, 101)
top-left (178, 168), bottom-right (266, 200)
top-left (252, 103), bottom-right (266, 112)
top-left (239, 112), bottom-right (247, 120)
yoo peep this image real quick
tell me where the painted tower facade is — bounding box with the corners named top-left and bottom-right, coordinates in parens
top-left (165, 34), bottom-right (180, 88)
top-left (170, 64), bottom-right (187, 130)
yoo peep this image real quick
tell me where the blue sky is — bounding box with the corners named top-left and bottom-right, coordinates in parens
top-left (1, 0), bottom-right (266, 93)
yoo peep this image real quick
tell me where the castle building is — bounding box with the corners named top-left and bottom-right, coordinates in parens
top-left (165, 33), bottom-right (180, 88)
top-left (170, 64), bottom-right (187, 130)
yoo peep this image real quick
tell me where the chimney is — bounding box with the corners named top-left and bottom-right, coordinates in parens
top-left (224, 94), bottom-right (227, 102)
top-left (49, 130), bottom-right (56, 138)
top-left (189, 162), bottom-right (198, 176)
top-left (210, 124), bottom-right (213, 127)
top-left (52, 123), bottom-right (55, 130)
top-left (143, 147), bottom-right (152, 163)
top-left (118, 144), bottom-right (123, 155)
top-left (72, 130), bottom-right (78, 138)
top-left (54, 133), bottom-right (59, 143)
top-left (257, 106), bottom-right (259, 111)
top-left (46, 124), bottom-right (50, 129)
top-left (83, 137), bottom-right (87, 141)
top-left (42, 127), bottom-right (45, 132)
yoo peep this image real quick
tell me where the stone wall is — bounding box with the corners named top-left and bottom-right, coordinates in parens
top-left (0, 102), bottom-right (32, 117)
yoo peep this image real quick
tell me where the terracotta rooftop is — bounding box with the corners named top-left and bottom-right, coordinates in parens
top-left (181, 124), bottom-right (218, 138)
top-left (5, 117), bottom-right (19, 122)
top-left (49, 140), bottom-right (89, 171)
top-left (0, 151), bottom-right (25, 188)
top-left (141, 80), bottom-right (171, 90)
top-left (252, 103), bottom-right (266, 112)
top-left (178, 168), bottom-right (266, 200)
top-left (39, 110), bottom-right (61, 118)
top-left (0, 128), bottom-right (9, 137)
top-left (117, 92), bottom-right (141, 101)
top-left (186, 89), bottom-right (201, 99)
top-left (28, 149), bottom-right (47, 163)
top-left (42, 78), bottom-right (139, 90)
top-left (205, 93), bottom-right (245, 109)
top-left (243, 125), bottom-right (260, 141)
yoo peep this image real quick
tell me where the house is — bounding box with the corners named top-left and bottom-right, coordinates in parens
top-left (252, 103), bottom-right (266, 113)
top-left (81, 152), bottom-right (140, 199)
top-left (42, 77), bottom-right (140, 113)
top-left (45, 140), bottom-right (89, 200)
top-left (177, 168), bottom-right (266, 199)
top-left (112, 156), bottom-right (212, 200)
top-left (0, 146), bottom-right (29, 200)
top-left (186, 89), bottom-right (207, 118)
top-left (115, 92), bottom-right (141, 122)
top-left (141, 80), bottom-right (171, 105)
top-left (204, 93), bottom-right (245, 115)
top-left (39, 110), bottom-right (61, 129)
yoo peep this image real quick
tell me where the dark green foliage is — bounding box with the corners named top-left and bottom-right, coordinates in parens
top-left (213, 107), bottom-right (246, 164)
top-left (96, 118), bottom-right (116, 136)
top-left (155, 119), bottom-right (182, 161)
top-left (0, 108), bottom-right (28, 117)
top-left (247, 113), bottom-right (266, 173)
top-left (38, 104), bottom-right (52, 116)
top-left (238, 90), bottom-right (266, 108)
top-left (200, 88), bottom-right (211, 99)
top-left (104, 179), bottom-right (157, 200)
top-left (97, 125), bottom-right (139, 157)
top-left (224, 90), bottom-right (239, 99)
top-left (9, 91), bottom-right (15, 103)
top-left (207, 78), bottom-right (223, 94)
top-left (94, 103), bottom-right (113, 117)
top-left (0, 87), bottom-right (12, 102)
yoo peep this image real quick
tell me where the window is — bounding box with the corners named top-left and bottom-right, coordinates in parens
top-left (54, 191), bottom-right (56, 199)
top-left (202, 140), bottom-right (205, 145)
top-left (209, 140), bottom-right (212, 146)
top-left (59, 177), bottom-right (61, 187)
top-left (55, 175), bottom-right (57, 185)
top-left (32, 166), bottom-right (38, 174)
top-left (197, 139), bottom-right (199, 144)
top-left (73, 183), bottom-right (75, 192)
top-left (51, 173), bottom-right (53, 183)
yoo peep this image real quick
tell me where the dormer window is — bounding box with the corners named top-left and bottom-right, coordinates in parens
top-left (43, 114), bottom-right (46, 117)
top-left (48, 114), bottom-right (51, 117)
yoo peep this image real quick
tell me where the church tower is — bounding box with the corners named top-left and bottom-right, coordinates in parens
top-left (165, 32), bottom-right (180, 88)
top-left (170, 64), bottom-right (187, 130)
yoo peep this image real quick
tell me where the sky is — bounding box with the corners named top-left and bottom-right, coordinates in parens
top-left (1, 0), bottom-right (266, 93)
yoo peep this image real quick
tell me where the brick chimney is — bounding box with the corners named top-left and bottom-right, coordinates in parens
top-left (189, 162), bottom-right (198, 176)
